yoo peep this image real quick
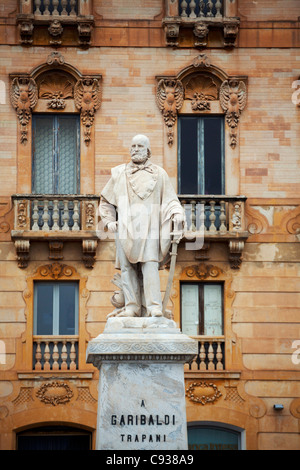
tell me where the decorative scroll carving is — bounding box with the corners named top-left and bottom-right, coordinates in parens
top-left (36, 382), bottom-right (73, 406)
top-left (46, 51), bottom-right (65, 66)
top-left (82, 239), bottom-right (98, 268)
top-left (164, 21), bottom-right (181, 47)
top-left (74, 77), bottom-right (101, 145)
top-left (15, 240), bottom-right (30, 269)
top-left (223, 18), bottom-right (240, 47)
top-left (18, 20), bottom-right (34, 45)
top-left (185, 74), bottom-right (219, 111)
top-left (156, 79), bottom-right (184, 146)
top-left (10, 77), bottom-right (38, 144)
top-left (220, 79), bottom-right (247, 148)
top-left (77, 20), bottom-right (93, 46)
top-left (228, 240), bottom-right (244, 269)
top-left (193, 53), bottom-right (211, 68)
top-left (38, 262), bottom-right (75, 279)
top-left (48, 241), bottom-right (64, 261)
top-left (186, 382), bottom-right (222, 405)
top-left (184, 264), bottom-right (222, 280)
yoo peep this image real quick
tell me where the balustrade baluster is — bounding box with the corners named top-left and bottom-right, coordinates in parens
top-left (35, 341), bottom-right (42, 371)
top-left (189, 0), bottom-right (197, 18)
top-left (199, 341), bottom-right (206, 370)
top-left (62, 200), bottom-right (70, 231)
top-left (215, 0), bottom-right (222, 17)
top-left (52, 199), bottom-right (60, 231)
top-left (216, 341), bottom-right (224, 370)
top-left (190, 200), bottom-right (197, 231)
top-left (180, 0), bottom-right (188, 17)
top-left (219, 200), bottom-right (227, 233)
top-left (44, 0), bottom-right (50, 15)
top-left (207, 342), bottom-right (215, 370)
top-left (207, 0), bottom-right (214, 17)
top-left (199, 0), bottom-right (205, 17)
top-left (52, 0), bottom-right (59, 16)
top-left (70, 340), bottom-right (77, 370)
top-left (52, 341), bottom-right (59, 370)
top-left (73, 200), bottom-right (80, 231)
top-left (61, 341), bottom-right (68, 370)
top-left (209, 201), bottom-right (217, 232)
top-left (70, 0), bottom-right (77, 16)
top-left (42, 200), bottom-right (50, 231)
top-left (61, 0), bottom-right (68, 16)
top-left (44, 341), bottom-right (51, 371)
top-left (34, 0), bottom-right (42, 15)
top-left (32, 200), bottom-right (39, 231)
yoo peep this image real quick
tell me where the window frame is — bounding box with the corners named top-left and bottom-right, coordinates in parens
top-left (178, 114), bottom-right (225, 195)
top-left (32, 113), bottom-right (80, 195)
top-left (180, 281), bottom-right (224, 336)
top-left (33, 280), bottom-right (79, 336)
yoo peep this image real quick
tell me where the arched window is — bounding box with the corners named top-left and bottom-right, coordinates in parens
top-left (188, 422), bottom-right (245, 450)
top-left (17, 425), bottom-right (92, 450)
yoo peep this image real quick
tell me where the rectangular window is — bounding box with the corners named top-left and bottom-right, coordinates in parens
top-left (34, 282), bottom-right (79, 335)
top-left (178, 116), bottom-right (225, 195)
top-left (181, 282), bottom-right (223, 336)
top-left (32, 114), bottom-right (80, 194)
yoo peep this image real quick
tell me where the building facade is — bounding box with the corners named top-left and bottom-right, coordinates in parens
top-left (0, 0), bottom-right (299, 450)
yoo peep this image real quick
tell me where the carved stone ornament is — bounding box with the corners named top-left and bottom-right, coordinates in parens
top-left (10, 77), bottom-right (38, 144)
top-left (74, 77), bottom-right (102, 145)
top-left (82, 239), bottom-right (98, 268)
top-left (39, 262), bottom-right (75, 279)
top-left (14, 240), bottom-right (30, 269)
top-left (48, 19), bottom-right (64, 45)
top-left (223, 18), bottom-right (240, 47)
top-left (47, 51), bottom-right (65, 66)
top-left (78, 21), bottom-right (93, 46)
top-left (156, 79), bottom-right (184, 146)
top-left (36, 382), bottom-right (73, 406)
top-left (164, 21), bottom-right (181, 47)
top-left (193, 22), bottom-right (209, 48)
top-left (184, 264), bottom-right (222, 280)
top-left (186, 382), bottom-right (222, 405)
top-left (38, 72), bottom-right (74, 109)
top-left (18, 19), bottom-right (34, 45)
top-left (229, 240), bottom-right (245, 269)
top-left (185, 74), bottom-right (219, 111)
top-left (220, 79), bottom-right (247, 148)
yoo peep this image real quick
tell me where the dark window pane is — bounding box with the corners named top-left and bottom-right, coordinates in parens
top-left (35, 283), bottom-right (54, 335)
top-left (179, 117), bottom-right (199, 194)
top-left (59, 283), bottom-right (78, 335)
top-left (204, 117), bottom-right (223, 194)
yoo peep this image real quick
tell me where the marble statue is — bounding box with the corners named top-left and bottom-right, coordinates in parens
top-left (99, 134), bottom-right (185, 318)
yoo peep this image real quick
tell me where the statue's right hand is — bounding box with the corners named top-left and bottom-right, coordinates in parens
top-left (107, 221), bottom-right (118, 233)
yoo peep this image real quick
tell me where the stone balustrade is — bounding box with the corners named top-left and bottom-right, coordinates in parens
top-left (11, 194), bottom-right (100, 268)
top-left (184, 336), bottom-right (225, 371)
top-left (33, 0), bottom-right (78, 17)
top-left (179, 195), bottom-right (247, 236)
top-left (179, 0), bottom-right (223, 19)
top-left (33, 335), bottom-right (79, 371)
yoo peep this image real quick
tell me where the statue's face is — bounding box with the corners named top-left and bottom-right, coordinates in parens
top-left (130, 136), bottom-right (149, 164)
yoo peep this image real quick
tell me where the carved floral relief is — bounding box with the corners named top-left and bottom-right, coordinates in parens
top-left (220, 79), bottom-right (247, 148)
top-left (156, 79), bottom-right (184, 146)
top-left (74, 77), bottom-right (102, 146)
top-left (10, 77), bottom-right (38, 144)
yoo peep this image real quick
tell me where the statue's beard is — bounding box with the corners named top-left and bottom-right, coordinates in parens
top-left (131, 149), bottom-right (148, 164)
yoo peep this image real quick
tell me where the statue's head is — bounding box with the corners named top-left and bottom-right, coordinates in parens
top-left (130, 134), bottom-right (151, 164)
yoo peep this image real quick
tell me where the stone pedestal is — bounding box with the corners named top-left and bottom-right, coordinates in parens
top-left (86, 317), bottom-right (197, 450)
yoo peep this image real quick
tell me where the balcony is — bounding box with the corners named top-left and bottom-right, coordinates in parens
top-left (163, 0), bottom-right (240, 47)
top-left (179, 195), bottom-right (249, 268)
top-left (185, 336), bottom-right (225, 372)
top-left (33, 335), bottom-right (79, 371)
top-left (11, 194), bottom-right (100, 268)
top-left (17, 0), bottom-right (94, 46)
